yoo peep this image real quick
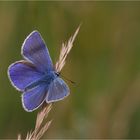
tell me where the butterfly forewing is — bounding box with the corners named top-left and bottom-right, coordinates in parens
top-left (22, 31), bottom-right (53, 72)
top-left (8, 60), bottom-right (43, 91)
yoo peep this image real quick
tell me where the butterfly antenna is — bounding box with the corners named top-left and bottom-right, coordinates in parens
top-left (60, 74), bottom-right (76, 85)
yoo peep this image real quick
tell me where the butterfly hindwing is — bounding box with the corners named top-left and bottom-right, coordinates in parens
top-left (22, 83), bottom-right (48, 112)
top-left (46, 77), bottom-right (70, 103)
top-left (22, 31), bottom-right (53, 72)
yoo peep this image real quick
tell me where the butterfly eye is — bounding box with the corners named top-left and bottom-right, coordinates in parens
top-left (55, 72), bottom-right (60, 77)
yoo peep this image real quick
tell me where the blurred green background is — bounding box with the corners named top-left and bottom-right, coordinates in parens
top-left (1, 1), bottom-right (140, 139)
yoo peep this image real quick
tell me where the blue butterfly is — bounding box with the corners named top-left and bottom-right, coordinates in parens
top-left (8, 31), bottom-right (70, 112)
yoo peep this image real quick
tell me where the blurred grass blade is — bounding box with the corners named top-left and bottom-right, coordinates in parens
top-left (55, 24), bottom-right (81, 72)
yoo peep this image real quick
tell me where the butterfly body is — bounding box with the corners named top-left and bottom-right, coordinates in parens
top-left (8, 31), bottom-right (70, 112)
top-left (24, 71), bottom-right (58, 92)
